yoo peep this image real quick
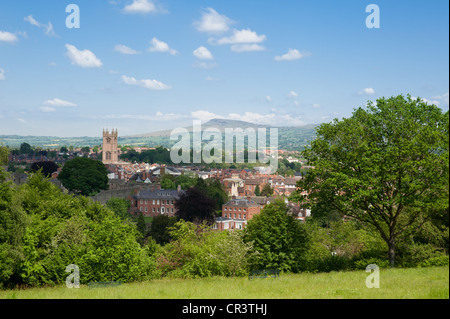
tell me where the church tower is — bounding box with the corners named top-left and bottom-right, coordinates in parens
top-left (102, 128), bottom-right (119, 164)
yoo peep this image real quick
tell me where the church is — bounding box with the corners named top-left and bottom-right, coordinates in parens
top-left (102, 128), bottom-right (119, 164)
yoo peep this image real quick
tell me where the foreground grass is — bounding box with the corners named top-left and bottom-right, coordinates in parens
top-left (1, 266), bottom-right (448, 299)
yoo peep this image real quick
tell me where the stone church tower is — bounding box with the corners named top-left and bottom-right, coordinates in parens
top-left (102, 128), bottom-right (119, 164)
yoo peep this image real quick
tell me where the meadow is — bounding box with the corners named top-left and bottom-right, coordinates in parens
top-left (1, 266), bottom-right (448, 299)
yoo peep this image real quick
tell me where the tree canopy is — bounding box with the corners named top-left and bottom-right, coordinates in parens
top-left (57, 157), bottom-right (109, 196)
top-left (290, 94), bottom-right (449, 267)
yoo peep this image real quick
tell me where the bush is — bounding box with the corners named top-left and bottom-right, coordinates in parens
top-left (420, 255), bottom-right (449, 267)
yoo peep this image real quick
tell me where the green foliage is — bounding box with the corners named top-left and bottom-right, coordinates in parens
top-left (0, 146), bottom-right (9, 166)
top-left (57, 157), bottom-right (109, 196)
top-left (155, 220), bottom-right (254, 278)
top-left (0, 170), bottom-right (155, 288)
top-left (291, 94), bottom-right (449, 267)
top-left (260, 183), bottom-right (274, 197)
top-left (106, 198), bottom-right (131, 221)
top-left (148, 215), bottom-right (177, 245)
top-left (175, 186), bottom-right (217, 225)
top-left (244, 199), bottom-right (309, 273)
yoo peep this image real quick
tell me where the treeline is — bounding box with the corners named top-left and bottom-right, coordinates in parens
top-left (1, 167), bottom-right (447, 289)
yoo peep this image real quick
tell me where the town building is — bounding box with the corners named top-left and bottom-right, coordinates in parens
top-left (129, 185), bottom-right (184, 217)
top-left (102, 128), bottom-right (119, 164)
top-left (214, 198), bottom-right (260, 230)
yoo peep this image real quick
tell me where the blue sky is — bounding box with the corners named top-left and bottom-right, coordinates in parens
top-left (0, 0), bottom-right (448, 137)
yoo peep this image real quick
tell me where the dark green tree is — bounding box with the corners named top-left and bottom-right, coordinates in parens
top-left (19, 143), bottom-right (32, 155)
top-left (175, 186), bottom-right (217, 225)
top-left (148, 214), bottom-right (177, 245)
top-left (290, 94), bottom-right (449, 267)
top-left (260, 183), bottom-right (274, 197)
top-left (106, 198), bottom-right (131, 220)
top-left (254, 184), bottom-right (261, 196)
top-left (30, 161), bottom-right (59, 178)
top-left (58, 157), bottom-right (109, 196)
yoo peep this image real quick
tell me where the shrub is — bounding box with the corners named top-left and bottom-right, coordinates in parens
top-left (420, 255), bottom-right (449, 267)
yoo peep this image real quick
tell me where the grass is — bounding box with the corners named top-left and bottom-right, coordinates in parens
top-left (1, 266), bottom-right (448, 299)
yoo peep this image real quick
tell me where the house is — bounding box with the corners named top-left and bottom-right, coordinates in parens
top-left (213, 198), bottom-right (261, 230)
top-left (129, 186), bottom-right (184, 217)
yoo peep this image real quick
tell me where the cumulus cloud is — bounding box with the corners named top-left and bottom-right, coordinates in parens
top-left (0, 68), bottom-right (5, 80)
top-left (193, 46), bottom-right (214, 60)
top-left (194, 8), bottom-right (234, 33)
top-left (358, 88), bottom-right (376, 95)
top-left (216, 28), bottom-right (266, 45)
top-left (275, 49), bottom-right (311, 61)
top-left (230, 44), bottom-right (265, 52)
top-left (190, 110), bottom-right (224, 122)
top-left (148, 38), bottom-right (178, 55)
top-left (122, 75), bottom-right (171, 90)
top-left (0, 31), bottom-right (18, 43)
top-left (432, 92), bottom-right (449, 107)
top-left (123, 0), bottom-right (162, 14)
top-left (114, 44), bottom-right (141, 55)
top-left (65, 44), bottom-right (103, 68)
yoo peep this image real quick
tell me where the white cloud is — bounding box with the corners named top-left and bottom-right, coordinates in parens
top-left (287, 91), bottom-right (299, 99)
top-left (194, 8), bottom-right (234, 33)
top-left (266, 96), bottom-right (272, 103)
top-left (216, 28), bottom-right (266, 45)
top-left (231, 44), bottom-right (265, 52)
top-left (190, 110), bottom-right (224, 122)
top-left (65, 44), bottom-right (103, 68)
top-left (0, 68), bottom-right (5, 80)
top-left (411, 96), bottom-right (441, 106)
top-left (123, 0), bottom-right (157, 14)
top-left (18, 118), bottom-right (26, 123)
top-left (312, 103), bottom-right (321, 108)
top-left (44, 98), bottom-right (77, 107)
top-left (40, 106), bottom-right (56, 113)
top-left (94, 112), bottom-right (185, 121)
top-left (24, 15), bottom-right (55, 36)
top-left (275, 49), bottom-right (311, 61)
top-left (122, 75), bottom-right (171, 90)
top-left (148, 38), bottom-right (178, 55)
top-left (114, 44), bottom-right (141, 55)
top-left (0, 31), bottom-right (18, 43)
top-left (193, 46), bottom-right (214, 60)
top-left (24, 15), bottom-right (40, 27)
top-left (358, 88), bottom-right (376, 95)
top-left (432, 92), bottom-right (449, 107)
top-left (192, 61), bottom-right (218, 69)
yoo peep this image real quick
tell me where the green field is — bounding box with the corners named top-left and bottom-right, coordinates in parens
top-left (1, 266), bottom-right (448, 299)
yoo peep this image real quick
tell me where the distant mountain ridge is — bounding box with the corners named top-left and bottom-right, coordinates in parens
top-left (125, 118), bottom-right (273, 138)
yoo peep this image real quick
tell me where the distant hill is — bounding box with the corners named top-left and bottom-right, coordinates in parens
top-left (125, 119), bottom-right (272, 138)
top-left (0, 119), bottom-right (319, 151)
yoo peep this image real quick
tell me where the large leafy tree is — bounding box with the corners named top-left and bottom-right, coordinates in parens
top-left (58, 157), bottom-right (109, 196)
top-left (31, 161), bottom-right (59, 178)
top-left (290, 95), bottom-right (449, 267)
top-left (244, 199), bottom-right (309, 273)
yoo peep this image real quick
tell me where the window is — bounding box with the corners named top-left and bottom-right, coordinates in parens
top-left (239, 214), bottom-right (241, 219)
top-left (145, 207), bottom-right (148, 212)
top-left (234, 213), bottom-right (236, 218)
top-left (153, 208), bottom-right (155, 212)
top-left (224, 213), bottom-right (227, 218)
top-left (161, 207), bottom-right (165, 214)
top-left (157, 200), bottom-right (160, 205)
top-left (244, 214), bottom-right (246, 219)
top-left (224, 207), bottom-right (227, 211)
top-left (153, 200), bottom-right (155, 205)
top-left (157, 208), bottom-right (160, 213)
top-left (140, 200), bottom-right (143, 205)
top-left (145, 200), bottom-right (148, 204)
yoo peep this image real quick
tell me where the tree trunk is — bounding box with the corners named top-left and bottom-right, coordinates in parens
top-left (388, 240), bottom-right (396, 268)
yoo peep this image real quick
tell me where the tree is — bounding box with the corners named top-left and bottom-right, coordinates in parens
top-left (254, 184), bottom-right (261, 196)
top-left (0, 146), bottom-right (8, 166)
top-left (244, 199), bottom-right (309, 272)
top-left (290, 95), bottom-right (449, 267)
top-left (260, 183), bottom-right (274, 197)
top-left (31, 161), bottom-right (59, 178)
top-left (58, 157), bottom-right (109, 196)
top-left (174, 186), bottom-right (217, 225)
top-left (19, 143), bottom-right (32, 155)
top-left (106, 198), bottom-right (131, 220)
top-left (148, 214), bottom-right (177, 245)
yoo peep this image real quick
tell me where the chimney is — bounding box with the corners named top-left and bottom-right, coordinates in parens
top-left (160, 164), bottom-right (166, 176)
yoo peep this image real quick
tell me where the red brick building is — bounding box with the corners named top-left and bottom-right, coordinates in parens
top-left (129, 186), bottom-right (184, 217)
top-left (214, 198), bottom-right (261, 230)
